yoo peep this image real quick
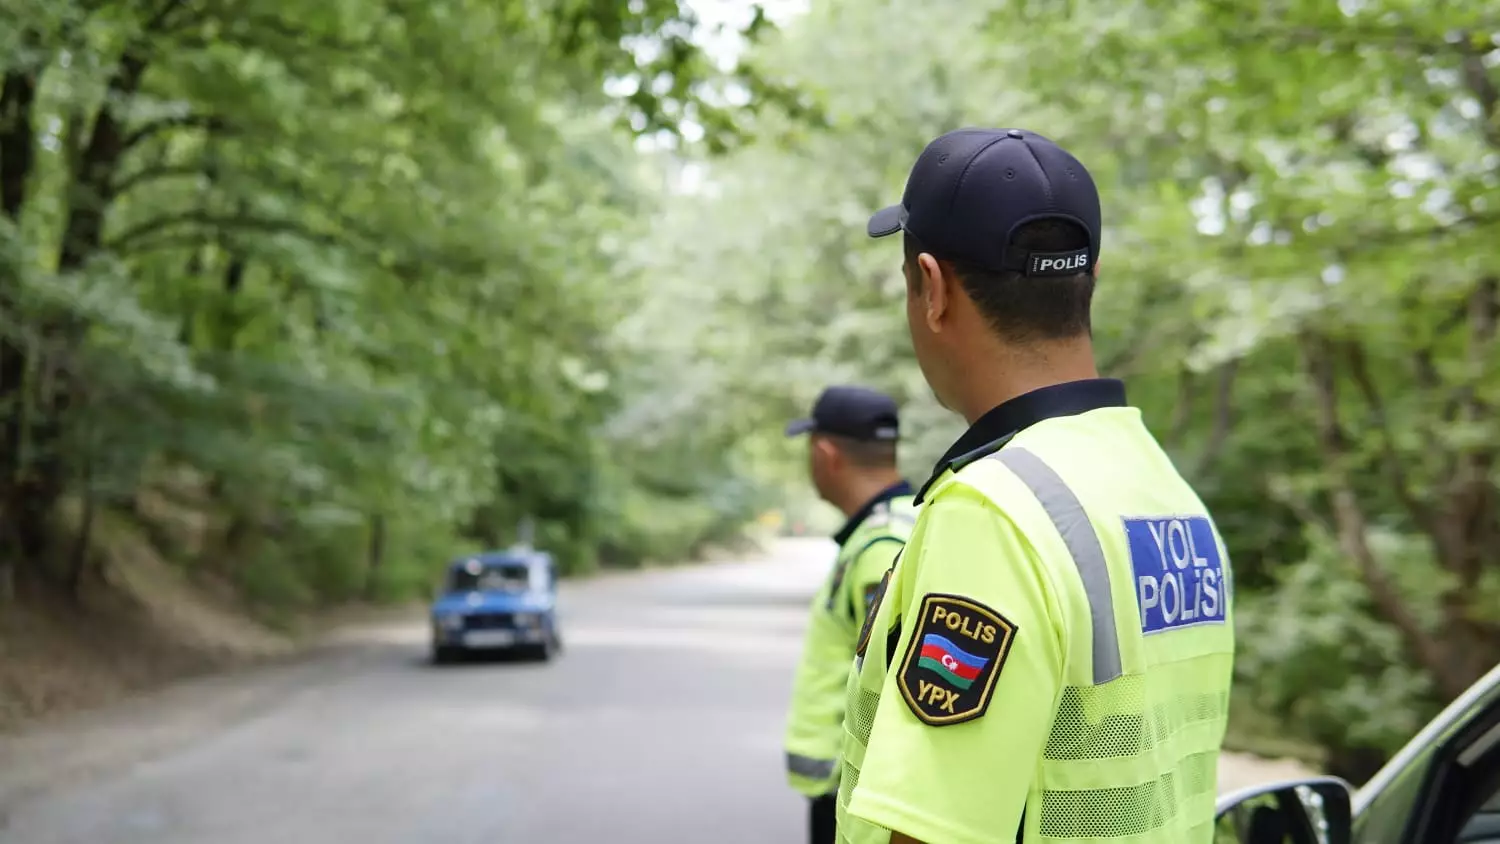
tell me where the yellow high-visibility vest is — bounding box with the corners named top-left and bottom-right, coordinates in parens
top-left (785, 487), bottom-right (918, 798)
top-left (839, 392), bottom-right (1234, 844)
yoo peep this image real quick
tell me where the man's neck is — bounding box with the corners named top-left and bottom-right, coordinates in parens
top-left (954, 340), bottom-right (1100, 424)
top-left (833, 472), bottom-right (904, 519)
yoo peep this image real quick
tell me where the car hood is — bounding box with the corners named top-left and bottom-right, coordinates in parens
top-left (431, 591), bottom-right (553, 615)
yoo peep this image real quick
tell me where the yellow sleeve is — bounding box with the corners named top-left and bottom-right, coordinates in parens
top-left (844, 536), bottom-right (906, 624)
top-left (845, 484), bottom-right (1066, 844)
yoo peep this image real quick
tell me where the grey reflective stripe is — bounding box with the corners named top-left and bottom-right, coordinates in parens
top-left (786, 753), bottom-right (836, 781)
top-left (991, 447), bottom-right (1123, 685)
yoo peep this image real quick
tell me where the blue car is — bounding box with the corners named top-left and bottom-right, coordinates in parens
top-left (429, 548), bottom-right (562, 664)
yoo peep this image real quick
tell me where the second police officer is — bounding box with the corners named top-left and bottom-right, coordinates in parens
top-left (782, 386), bottom-right (919, 844)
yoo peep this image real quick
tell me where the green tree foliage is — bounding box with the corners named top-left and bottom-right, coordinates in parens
top-left (0, 0), bottom-right (778, 607)
top-left (3, 0), bottom-right (1494, 782)
top-left (643, 0), bottom-right (1499, 781)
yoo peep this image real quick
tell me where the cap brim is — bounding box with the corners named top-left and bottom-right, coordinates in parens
top-left (784, 418), bottom-right (817, 437)
top-left (867, 205), bottom-right (904, 238)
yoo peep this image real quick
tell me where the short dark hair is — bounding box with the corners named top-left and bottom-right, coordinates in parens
top-left (904, 219), bottom-right (1095, 342)
top-left (821, 434), bottom-right (897, 469)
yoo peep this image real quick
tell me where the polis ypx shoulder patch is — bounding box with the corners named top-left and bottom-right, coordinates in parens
top-left (897, 593), bottom-right (1016, 726)
top-left (1123, 515), bottom-right (1228, 634)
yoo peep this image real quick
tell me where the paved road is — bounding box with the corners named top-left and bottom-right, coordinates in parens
top-left (0, 541), bottom-right (830, 844)
top-left (0, 538), bottom-right (1308, 844)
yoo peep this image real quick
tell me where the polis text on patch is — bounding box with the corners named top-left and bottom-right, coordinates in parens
top-left (1028, 249), bottom-right (1091, 276)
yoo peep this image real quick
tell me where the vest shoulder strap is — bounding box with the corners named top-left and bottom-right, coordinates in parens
top-left (826, 533), bottom-right (909, 617)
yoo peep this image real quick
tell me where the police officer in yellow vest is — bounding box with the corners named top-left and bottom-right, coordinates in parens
top-left (835, 128), bottom-right (1236, 844)
top-left (783, 386), bottom-right (919, 844)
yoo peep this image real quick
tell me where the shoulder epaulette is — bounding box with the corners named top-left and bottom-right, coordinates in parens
top-left (915, 432), bottom-right (1019, 504)
top-left (826, 534), bottom-right (909, 617)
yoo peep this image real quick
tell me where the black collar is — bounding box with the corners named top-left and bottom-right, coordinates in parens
top-left (915, 378), bottom-right (1129, 504)
top-left (833, 479), bottom-right (915, 546)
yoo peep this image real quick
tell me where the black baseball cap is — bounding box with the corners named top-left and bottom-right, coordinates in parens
top-left (784, 386), bottom-right (900, 442)
top-left (867, 128), bottom-right (1101, 277)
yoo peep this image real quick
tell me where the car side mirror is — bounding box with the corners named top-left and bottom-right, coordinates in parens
top-left (1215, 776), bottom-right (1354, 844)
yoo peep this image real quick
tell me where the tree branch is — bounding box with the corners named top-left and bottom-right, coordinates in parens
top-left (1166, 367), bottom-right (1195, 450)
top-left (111, 162), bottom-right (204, 196)
top-left (1350, 210), bottom-right (1500, 249)
top-left (1450, 276), bottom-right (1499, 586)
top-left (1215, 19), bottom-right (1499, 56)
top-left (1193, 359), bottom-right (1238, 477)
top-left (1301, 331), bottom-right (1469, 700)
top-left (1457, 31), bottom-right (1500, 150)
top-left (1401, 280), bottom-right (1444, 399)
top-left (226, 14), bottom-right (383, 54)
top-left (1327, 113), bottom-right (1395, 169)
top-left (103, 211), bottom-right (341, 254)
top-left (1343, 339), bottom-right (1437, 533)
top-left (58, 48), bottom-right (150, 272)
top-left (116, 233), bottom-right (222, 259)
top-left (0, 58), bottom-right (40, 219)
top-left (1099, 286), bottom-right (1197, 376)
top-left (143, 0), bottom-right (191, 32)
top-left (121, 113), bottom-right (228, 153)
top-left (1397, 288), bottom-right (1481, 428)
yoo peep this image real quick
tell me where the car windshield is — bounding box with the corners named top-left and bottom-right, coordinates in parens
top-left (446, 560), bottom-right (533, 594)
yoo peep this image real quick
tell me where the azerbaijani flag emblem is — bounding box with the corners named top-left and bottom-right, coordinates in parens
top-left (918, 633), bottom-right (990, 689)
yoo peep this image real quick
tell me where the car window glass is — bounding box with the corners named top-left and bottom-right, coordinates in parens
top-left (1356, 681), bottom-right (1500, 844)
top-left (478, 565), bottom-right (529, 591)
top-left (1354, 739), bottom-right (1439, 844)
top-left (1456, 779), bottom-right (1500, 844)
top-left (1407, 705), bottom-right (1500, 844)
top-left (447, 561), bottom-right (530, 592)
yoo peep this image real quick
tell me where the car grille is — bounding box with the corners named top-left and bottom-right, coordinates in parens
top-left (464, 612), bottom-right (515, 630)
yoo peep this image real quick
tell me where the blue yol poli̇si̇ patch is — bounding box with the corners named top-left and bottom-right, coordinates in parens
top-left (1123, 515), bottom-right (1227, 634)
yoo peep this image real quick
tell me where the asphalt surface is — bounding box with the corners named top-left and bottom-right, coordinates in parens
top-left (0, 540), bottom-right (832, 844)
top-left (0, 538), bottom-right (1308, 844)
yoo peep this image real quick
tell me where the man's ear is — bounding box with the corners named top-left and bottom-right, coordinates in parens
top-left (813, 436), bottom-right (840, 467)
top-left (916, 252), bottom-right (949, 333)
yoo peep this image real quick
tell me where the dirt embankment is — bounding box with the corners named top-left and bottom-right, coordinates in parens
top-left (0, 503), bottom-right (754, 734)
top-left (0, 539), bottom-right (290, 733)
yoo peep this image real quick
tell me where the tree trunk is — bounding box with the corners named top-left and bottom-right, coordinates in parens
top-left (1301, 332), bottom-right (1473, 700)
top-left (1193, 359), bottom-right (1239, 476)
top-left (0, 47), bottom-right (155, 576)
top-left (1436, 276), bottom-right (1500, 684)
top-left (1, 80), bottom-right (36, 220)
top-left (364, 513), bottom-right (385, 601)
top-left (0, 50), bottom-right (42, 582)
top-left (69, 468), bottom-right (97, 601)
top-left (58, 52), bottom-right (148, 273)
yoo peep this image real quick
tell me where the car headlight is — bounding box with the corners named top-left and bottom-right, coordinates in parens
top-left (437, 613), bottom-right (465, 630)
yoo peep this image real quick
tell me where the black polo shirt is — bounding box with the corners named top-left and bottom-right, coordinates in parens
top-left (915, 379), bottom-right (1129, 504)
top-left (833, 480), bottom-right (916, 547)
